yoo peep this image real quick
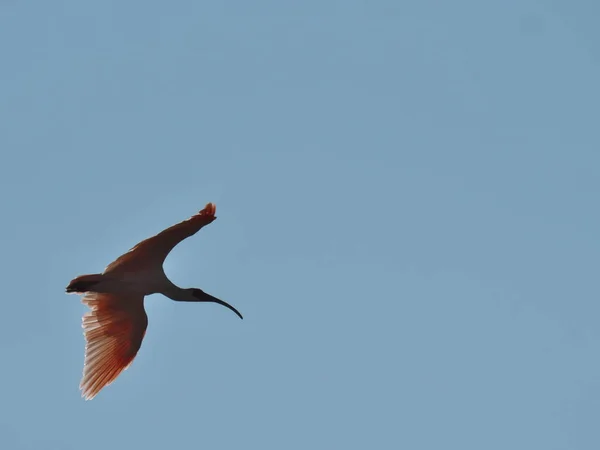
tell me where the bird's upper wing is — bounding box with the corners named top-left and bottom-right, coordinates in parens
top-left (103, 203), bottom-right (217, 274)
top-left (80, 292), bottom-right (148, 400)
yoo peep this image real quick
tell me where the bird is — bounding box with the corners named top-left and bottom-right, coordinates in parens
top-left (66, 202), bottom-right (242, 400)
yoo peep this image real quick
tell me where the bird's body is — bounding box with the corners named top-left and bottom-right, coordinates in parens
top-left (70, 268), bottom-right (179, 297)
top-left (67, 203), bottom-right (242, 400)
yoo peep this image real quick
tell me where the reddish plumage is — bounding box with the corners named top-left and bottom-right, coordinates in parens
top-left (79, 292), bottom-right (147, 400)
top-left (67, 203), bottom-right (242, 400)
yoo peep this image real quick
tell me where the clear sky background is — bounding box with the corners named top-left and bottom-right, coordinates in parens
top-left (1, 1), bottom-right (599, 449)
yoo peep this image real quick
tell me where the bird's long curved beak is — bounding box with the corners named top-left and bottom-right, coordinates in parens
top-left (210, 296), bottom-right (244, 320)
top-left (194, 289), bottom-right (243, 319)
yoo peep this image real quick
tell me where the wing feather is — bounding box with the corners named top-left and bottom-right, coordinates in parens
top-left (79, 292), bottom-right (148, 400)
top-left (103, 203), bottom-right (217, 274)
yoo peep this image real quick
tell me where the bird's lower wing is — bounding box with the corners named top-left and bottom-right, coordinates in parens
top-left (80, 292), bottom-right (148, 400)
top-left (103, 202), bottom-right (217, 274)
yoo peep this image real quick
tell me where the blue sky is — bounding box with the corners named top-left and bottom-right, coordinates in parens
top-left (1, 1), bottom-right (599, 448)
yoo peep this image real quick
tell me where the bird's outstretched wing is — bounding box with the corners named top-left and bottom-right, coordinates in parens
top-left (80, 292), bottom-right (148, 400)
top-left (103, 203), bottom-right (217, 274)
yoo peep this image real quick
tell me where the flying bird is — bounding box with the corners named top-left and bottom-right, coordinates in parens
top-left (66, 203), bottom-right (242, 400)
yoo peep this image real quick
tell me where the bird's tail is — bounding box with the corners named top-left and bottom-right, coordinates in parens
top-left (66, 274), bottom-right (104, 294)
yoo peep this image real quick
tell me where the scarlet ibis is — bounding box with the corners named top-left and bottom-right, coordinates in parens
top-left (66, 203), bottom-right (242, 400)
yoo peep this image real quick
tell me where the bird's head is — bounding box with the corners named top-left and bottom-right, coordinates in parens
top-left (190, 288), bottom-right (243, 320)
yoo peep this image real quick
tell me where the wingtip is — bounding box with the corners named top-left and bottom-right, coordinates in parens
top-left (199, 202), bottom-right (217, 219)
top-left (80, 385), bottom-right (95, 401)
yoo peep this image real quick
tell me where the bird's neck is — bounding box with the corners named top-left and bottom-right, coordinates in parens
top-left (162, 283), bottom-right (195, 301)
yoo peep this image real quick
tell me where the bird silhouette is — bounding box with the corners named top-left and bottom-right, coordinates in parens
top-left (66, 203), bottom-right (242, 400)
